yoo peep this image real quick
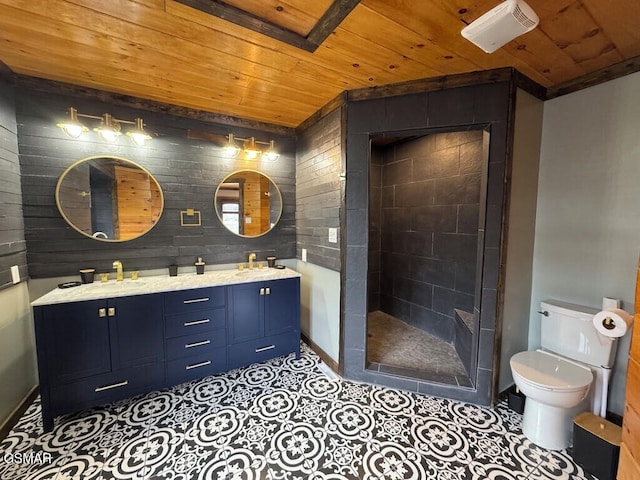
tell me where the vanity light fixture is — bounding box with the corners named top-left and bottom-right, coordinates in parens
top-left (222, 133), bottom-right (279, 161)
top-left (56, 107), bottom-right (88, 138)
top-left (57, 107), bottom-right (153, 145)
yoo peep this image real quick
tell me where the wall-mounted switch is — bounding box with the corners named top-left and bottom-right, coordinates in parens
top-left (302, 248), bottom-right (307, 262)
top-left (328, 228), bottom-right (338, 244)
top-left (11, 265), bottom-right (20, 284)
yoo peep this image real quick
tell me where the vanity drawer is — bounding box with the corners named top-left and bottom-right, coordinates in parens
top-left (166, 349), bottom-right (227, 384)
top-left (49, 362), bottom-right (164, 415)
top-left (228, 331), bottom-right (299, 369)
top-left (165, 307), bottom-right (226, 338)
top-left (164, 287), bottom-right (225, 314)
top-left (166, 329), bottom-right (226, 361)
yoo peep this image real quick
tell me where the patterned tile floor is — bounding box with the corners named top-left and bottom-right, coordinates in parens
top-left (0, 343), bottom-right (597, 480)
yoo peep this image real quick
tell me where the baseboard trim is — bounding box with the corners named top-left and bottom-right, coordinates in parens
top-left (0, 385), bottom-right (39, 440)
top-left (301, 333), bottom-right (340, 375)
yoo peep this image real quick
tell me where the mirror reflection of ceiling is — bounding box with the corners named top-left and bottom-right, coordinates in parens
top-left (56, 156), bottom-right (164, 242)
top-left (214, 170), bottom-right (282, 238)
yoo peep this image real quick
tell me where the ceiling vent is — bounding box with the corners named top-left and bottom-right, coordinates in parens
top-left (461, 0), bottom-right (539, 53)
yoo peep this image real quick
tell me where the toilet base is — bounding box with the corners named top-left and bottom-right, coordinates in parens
top-left (522, 398), bottom-right (585, 450)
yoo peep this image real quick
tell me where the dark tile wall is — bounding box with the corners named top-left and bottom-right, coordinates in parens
top-left (368, 147), bottom-right (382, 310)
top-left (343, 83), bottom-right (512, 406)
top-left (0, 77), bottom-right (28, 289)
top-left (17, 90), bottom-right (297, 278)
top-left (370, 131), bottom-right (483, 342)
top-left (295, 107), bottom-right (342, 271)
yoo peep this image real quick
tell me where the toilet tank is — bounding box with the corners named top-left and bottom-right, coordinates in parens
top-left (540, 300), bottom-right (617, 368)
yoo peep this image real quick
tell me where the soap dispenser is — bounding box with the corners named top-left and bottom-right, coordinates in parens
top-left (195, 257), bottom-right (205, 275)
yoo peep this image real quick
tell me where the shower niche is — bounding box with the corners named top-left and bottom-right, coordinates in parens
top-left (366, 128), bottom-right (489, 388)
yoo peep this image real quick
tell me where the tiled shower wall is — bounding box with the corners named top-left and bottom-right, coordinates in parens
top-left (369, 132), bottom-right (483, 342)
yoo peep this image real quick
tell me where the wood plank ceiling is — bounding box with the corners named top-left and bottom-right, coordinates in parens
top-left (0, 0), bottom-right (639, 127)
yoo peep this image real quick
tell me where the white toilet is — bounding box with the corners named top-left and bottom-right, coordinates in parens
top-left (510, 300), bottom-right (618, 451)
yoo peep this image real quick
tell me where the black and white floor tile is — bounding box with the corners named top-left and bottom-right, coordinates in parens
top-left (1, 343), bottom-right (598, 479)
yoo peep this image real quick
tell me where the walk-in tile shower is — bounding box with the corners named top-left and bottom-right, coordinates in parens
top-left (367, 130), bottom-right (487, 387)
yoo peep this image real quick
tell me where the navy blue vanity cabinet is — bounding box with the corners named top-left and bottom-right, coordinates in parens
top-left (33, 294), bottom-right (164, 432)
top-left (228, 277), bottom-right (300, 369)
top-left (163, 286), bottom-right (228, 384)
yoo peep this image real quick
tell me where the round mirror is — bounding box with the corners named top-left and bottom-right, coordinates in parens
top-left (214, 170), bottom-right (282, 237)
top-left (56, 156), bottom-right (164, 242)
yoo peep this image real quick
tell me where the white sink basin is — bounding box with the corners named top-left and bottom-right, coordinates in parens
top-left (89, 280), bottom-right (147, 289)
top-left (235, 269), bottom-right (276, 278)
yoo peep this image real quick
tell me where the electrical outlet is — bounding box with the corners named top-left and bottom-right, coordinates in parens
top-left (302, 248), bottom-right (307, 262)
top-left (11, 265), bottom-right (20, 284)
top-left (328, 228), bottom-right (338, 244)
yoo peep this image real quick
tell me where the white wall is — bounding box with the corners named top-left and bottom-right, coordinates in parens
top-left (530, 71), bottom-right (640, 416)
top-left (294, 260), bottom-right (341, 363)
top-left (0, 282), bottom-right (37, 428)
top-left (499, 89), bottom-right (543, 392)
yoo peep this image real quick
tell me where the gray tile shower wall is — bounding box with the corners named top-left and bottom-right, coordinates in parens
top-left (16, 91), bottom-right (297, 278)
top-left (344, 82), bottom-right (512, 406)
top-left (0, 75), bottom-right (27, 290)
top-left (371, 132), bottom-right (483, 342)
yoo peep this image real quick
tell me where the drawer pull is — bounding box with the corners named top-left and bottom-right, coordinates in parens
top-left (94, 380), bottom-right (129, 393)
top-left (260, 288), bottom-right (265, 296)
top-left (186, 360), bottom-right (212, 370)
top-left (255, 344), bottom-right (276, 353)
top-left (266, 287), bottom-right (271, 295)
top-left (183, 297), bottom-right (210, 304)
top-left (185, 340), bottom-right (211, 349)
top-left (98, 308), bottom-right (107, 318)
top-left (184, 318), bottom-right (210, 327)
top-left (108, 307), bottom-right (116, 317)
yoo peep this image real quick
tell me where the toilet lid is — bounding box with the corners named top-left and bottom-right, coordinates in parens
top-left (510, 350), bottom-right (593, 390)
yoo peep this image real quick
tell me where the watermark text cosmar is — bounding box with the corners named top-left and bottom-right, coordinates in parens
top-left (3, 451), bottom-right (53, 464)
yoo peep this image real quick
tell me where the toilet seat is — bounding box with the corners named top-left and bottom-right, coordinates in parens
top-left (510, 350), bottom-right (592, 392)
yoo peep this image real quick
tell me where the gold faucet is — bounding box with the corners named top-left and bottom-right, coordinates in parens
top-left (112, 260), bottom-right (123, 282)
top-left (248, 253), bottom-right (256, 270)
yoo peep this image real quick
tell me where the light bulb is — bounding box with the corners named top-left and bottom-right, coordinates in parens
top-left (95, 113), bottom-right (121, 143)
top-left (223, 133), bottom-right (241, 157)
top-left (262, 140), bottom-right (279, 161)
top-left (57, 107), bottom-right (88, 138)
top-left (126, 118), bottom-right (152, 146)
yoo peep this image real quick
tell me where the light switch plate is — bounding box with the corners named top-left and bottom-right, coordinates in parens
top-left (328, 228), bottom-right (338, 244)
top-left (11, 265), bottom-right (20, 284)
top-left (302, 248), bottom-right (307, 262)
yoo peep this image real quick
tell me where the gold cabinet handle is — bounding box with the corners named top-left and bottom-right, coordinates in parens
top-left (108, 307), bottom-right (116, 317)
top-left (98, 308), bottom-right (107, 318)
top-left (260, 288), bottom-right (265, 295)
top-left (265, 288), bottom-right (271, 295)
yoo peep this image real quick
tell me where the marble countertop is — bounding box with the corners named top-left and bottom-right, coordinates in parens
top-left (32, 267), bottom-right (301, 307)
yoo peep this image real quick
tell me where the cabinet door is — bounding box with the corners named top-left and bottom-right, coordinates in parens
top-left (228, 282), bottom-right (264, 344)
top-left (37, 300), bottom-right (111, 384)
top-left (109, 294), bottom-right (164, 370)
top-left (265, 278), bottom-right (300, 336)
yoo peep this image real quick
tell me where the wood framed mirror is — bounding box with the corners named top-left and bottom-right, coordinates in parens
top-left (214, 169), bottom-right (282, 238)
top-left (55, 156), bottom-right (164, 242)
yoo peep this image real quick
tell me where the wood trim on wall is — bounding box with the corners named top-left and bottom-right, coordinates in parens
top-left (301, 333), bottom-right (340, 374)
top-left (0, 386), bottom-right (39, 441)
top-left (296, 92), bottom-right (347, 135)
top-left (14, 75), bottom-right (295, 137)
top-left (547, 54), bottom-right (640, 99)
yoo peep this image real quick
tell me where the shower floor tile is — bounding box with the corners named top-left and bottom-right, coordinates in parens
top-left (367, 310), bottom-right (468, 380)
top-left (0, 343), bottom-right (597, 480)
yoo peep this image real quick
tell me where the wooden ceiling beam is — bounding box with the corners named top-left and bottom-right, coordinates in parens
top-left (174, 0), bottom-right (361, 53)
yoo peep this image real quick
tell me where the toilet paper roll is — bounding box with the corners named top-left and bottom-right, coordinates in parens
top-left (592, 308), bottom-right (633, 338)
